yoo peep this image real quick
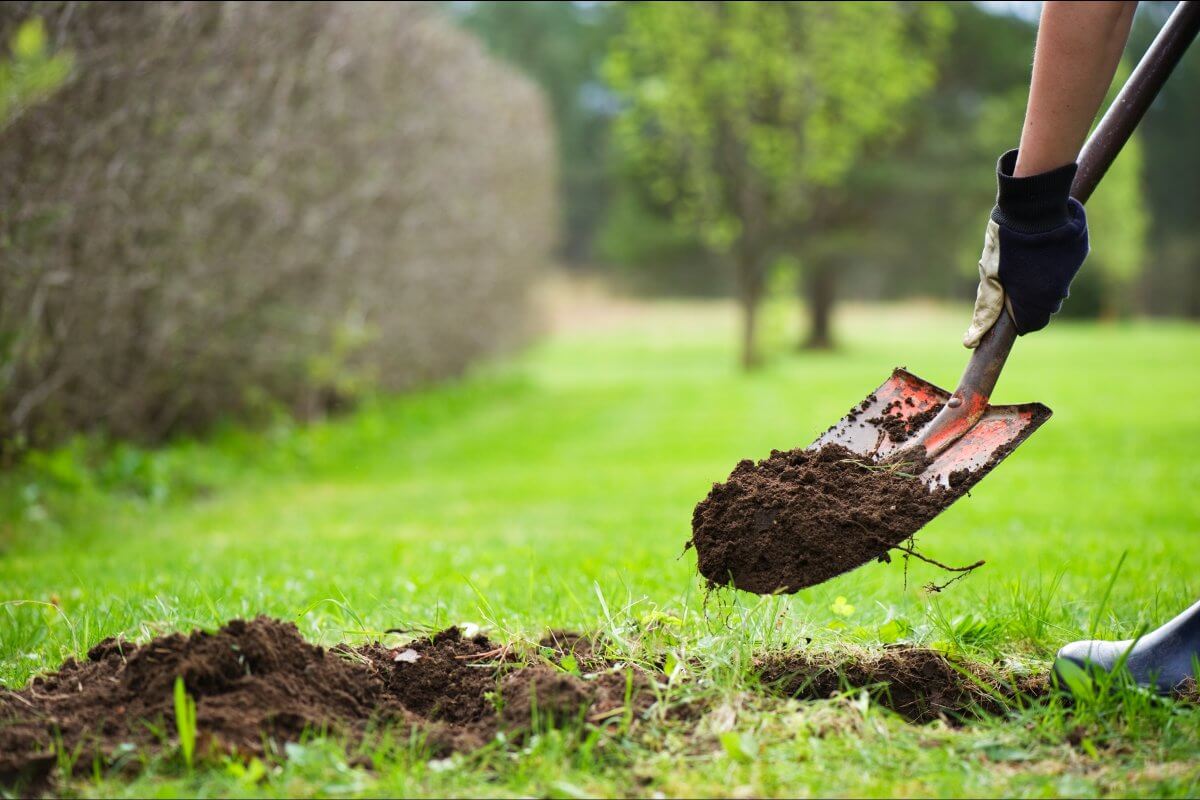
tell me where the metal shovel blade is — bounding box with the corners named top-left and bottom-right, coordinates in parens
top-left (810, 368), bottom-right (1050, 491)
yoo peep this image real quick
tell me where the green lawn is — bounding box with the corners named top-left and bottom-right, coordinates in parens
top-left (3, 299), bottom-right (1200, 797)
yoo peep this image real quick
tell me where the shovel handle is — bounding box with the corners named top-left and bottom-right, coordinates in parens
top-left (920, 1), bottom-right (1200, 457)
top-left (1073, 0), bottom-right (1200, 206)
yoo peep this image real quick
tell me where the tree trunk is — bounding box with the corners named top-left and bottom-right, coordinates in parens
top-left (803, 260), bottom-right (836, 350)
top-left (736, 245), bottom-right (764, 369)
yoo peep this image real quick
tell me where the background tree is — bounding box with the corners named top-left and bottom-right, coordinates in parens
top-left (1058, 59), bottom-right (1149, 319)
top-left (455, 3), bottom-right (1187, 325)
top-left (604, 1), bottom-right (948, 366)
top-left (1085, 131), bottom-right (1148, 317)
top-left (1128, 1), bottom-right (1199, 317)
top-left (454, 1), bottom-right (621, 263)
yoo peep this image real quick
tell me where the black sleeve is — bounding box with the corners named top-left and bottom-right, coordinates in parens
top-left (990, 148), bottom-right (1078, 235)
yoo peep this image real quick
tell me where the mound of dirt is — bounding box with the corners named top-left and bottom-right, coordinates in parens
top-left (0, 617), bottom-right (420, 788)
top-left (690, 443), bottom-right (969, 594)
top-left (0, 618), bottom-right (658, 791)
top-left (2, 616), bottom-right (1060, 791)
top-left (356, 626), bottom-right (500, 742)
top-left (499, 665), bottom-right (654, 731)
top-left (756, 647), bottom-right (1047, 724)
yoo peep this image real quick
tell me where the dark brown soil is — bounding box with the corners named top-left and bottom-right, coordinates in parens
top-left (0, 617), bottom-right (1060, 792)
top-left (756, 647), bottom-right (1048, 724)
top-left (540, 629), bottom-right (595, 660)
top-left (0, 618), bottom-right (658, 791)
top-left (0, 617), bottom-right (426, 789)
top-left (539, 629), bottom-right (607, 672)
top-left (866, 400), bottom-right (942, 444)
top-left (691, 443), bottom-right (964, 594)
top-left (499, 665), bottom-right (654, 731)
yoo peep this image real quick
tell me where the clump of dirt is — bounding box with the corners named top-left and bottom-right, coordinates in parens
top-left (756, 647), bottom-right (1048, 724)
top-left (691, 443), bottom-right (969, 594)
top-left (499, 665), bottom-right (653, 732)
top-left (866, 399), bottom-right (942, 444)
top-left (355, 625), bottom-right (505, 750)
top-left (0, 618), bottom-right (659, 791)
top-left (0, 617), bottom-right (424, 788)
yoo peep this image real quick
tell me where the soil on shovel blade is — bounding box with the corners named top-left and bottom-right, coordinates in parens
top-left (690, 443), bottom-right (973, 594)
top-left (0, 617), bottom-right (654, 792)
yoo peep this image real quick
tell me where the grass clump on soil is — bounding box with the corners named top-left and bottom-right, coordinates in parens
top-left (755, 646), bottom-right (1048, 725)
top-left (3, 303), bottom-right (1200, 796)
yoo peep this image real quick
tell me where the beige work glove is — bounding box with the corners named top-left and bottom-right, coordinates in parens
top-left (963, 221), bottom-right (1004, 349)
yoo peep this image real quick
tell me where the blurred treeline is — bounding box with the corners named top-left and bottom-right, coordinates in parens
top-left (0, 2), bottom-right (556, 455)
top-left (455, 1), bottom-right (1198, 347)
top-left (2, 2), bottom-right (1195, 456)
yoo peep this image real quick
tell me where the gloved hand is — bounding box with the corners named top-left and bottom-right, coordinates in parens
top-left (963, 149), bottom-right (1089, 348)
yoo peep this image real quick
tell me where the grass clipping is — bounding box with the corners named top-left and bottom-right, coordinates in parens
top-left (690, 443), bottom-right (981, 594)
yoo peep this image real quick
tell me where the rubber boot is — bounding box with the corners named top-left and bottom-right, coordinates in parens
top-left (1055, 598), bottom-right (1200, 692)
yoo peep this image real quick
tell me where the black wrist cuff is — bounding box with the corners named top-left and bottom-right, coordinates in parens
top-left (990, 148), bottom-right (1078, 234)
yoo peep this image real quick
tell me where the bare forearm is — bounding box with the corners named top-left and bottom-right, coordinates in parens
top-left (1014, 1), bottom-right (1137, 177)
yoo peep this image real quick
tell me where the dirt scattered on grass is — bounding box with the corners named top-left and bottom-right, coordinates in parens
top-left (691, 443), bottom-right (976, 594)
top-left (1, 617), bottom-right (1066, 792)
top-left (0, 618), bottom-right (659, 792)
top-left (756, 647), bottom-right (1048, 724)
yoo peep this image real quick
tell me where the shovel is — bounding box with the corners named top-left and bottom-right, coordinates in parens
top-left (815, 2), bottom-right (1200, 491)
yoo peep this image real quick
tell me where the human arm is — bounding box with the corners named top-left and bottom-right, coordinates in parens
top-left (963, 1), bottom-right (1137, 348)
top-left (1015, 1), bottom-right (1138, 176)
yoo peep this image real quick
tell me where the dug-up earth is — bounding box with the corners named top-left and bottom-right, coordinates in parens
top-left (0, 617), bottom-right (1051, 792)
top-left (691, 442), bottom-right (985, 594)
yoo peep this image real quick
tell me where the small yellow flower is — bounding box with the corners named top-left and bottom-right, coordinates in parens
top-left (830, 596), bottom-right (855, 617)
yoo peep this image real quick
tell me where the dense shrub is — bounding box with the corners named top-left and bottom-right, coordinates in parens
top-left (0, 2), bottom-right (556, 454)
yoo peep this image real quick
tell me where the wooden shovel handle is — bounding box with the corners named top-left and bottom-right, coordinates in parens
top-left (919, 1), bottom-right (1200, 457)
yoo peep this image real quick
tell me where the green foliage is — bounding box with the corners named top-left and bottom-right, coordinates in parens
top-left (0, 16), bottom-right (72, 128)
top-left (462, 2), bottom-right (1189, 322)
top-left (1083, 62), bottom-right (1149, 317)
top-left (842, 5), bottom-right (1037, 304)
top-left (1084, 132), bottom-right (1149, 316)
top-left (1130, 2), bottom-right (1200, 316)
top-left (605, 2), bottom-right (949, 253)
top-left (173, 677), bottom-right (198, 771)
top-left (603, 2), bottom-right (948, 362)
top-left (593, 186), bottom-right (727, 296)
top-left (841, 3), bottom-right (1147, 321)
